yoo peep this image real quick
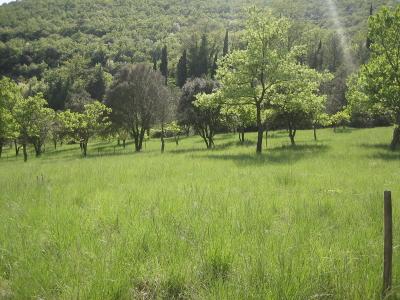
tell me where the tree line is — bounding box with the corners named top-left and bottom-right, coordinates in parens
top-left (1, 5), bottom-right (399, 161)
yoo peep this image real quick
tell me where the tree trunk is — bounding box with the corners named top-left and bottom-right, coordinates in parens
top-left (239, 127), bottom-right (245, 144)
top-left (22, 143), bottom-right (27, 162)
top-left (53, 139), bottom-right (57, 150)
top-left (288, 121), bottom-right (296, 146)
top-left (256, 102), bottom-right (263, 154)
top-left (34, 141), bottom-right (42, 157)
top-left (390, 126), bottom-right (400, 150)
top-left (200, 128), bottom-right (210, 149)
top-left (80, 142), bottom-right (83, 152)
top-left (175, 135), bottom-right (179, 146)
top-left (14, 140), bottom-right (19, 156)
top-left (117, 139), bottom-right (121, 146)
top-left (122, 139), bottom-right (126, 149)
top-left (265, 130), bottom-right (268, 149)
top-left (161, 125), bottom-right (165, 153)
top-left (313, 126), bottom-right (317, 141)
top-left (203, 137), bottom-right (210, 149)
top-left (134, 128), bottom-right (146, 152)
top-left (83, 142), bottom-right (88, 157)
top-left (0, 143), bottom-right (2, 158)
top-left (208, 136), bottom-right (214, 149)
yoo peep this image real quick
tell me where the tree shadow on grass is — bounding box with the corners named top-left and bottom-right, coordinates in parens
top-left (371, 152), bottom-right (400, 161)
top-left (169, 140), bottom-right (240, 155)
top-left (359, 143), bottom-right (400, 161)
top-left (333, 128), bottom-right (354, 134)
top-left (197, 144), bottom-right (329, 166)
top-left (359, 143), bottom-right (391, 151)
top-left (44, 146), bottom-right (79, 157)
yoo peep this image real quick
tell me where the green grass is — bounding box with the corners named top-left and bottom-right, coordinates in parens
top-left (0, 127), bottom-right (400, 299)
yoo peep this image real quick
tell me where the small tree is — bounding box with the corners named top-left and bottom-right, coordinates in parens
top-left (222, 104), bottom-right (256, 144)
top-left (271, 62), bottom-right (330, 146)
top-left (49, 112), bottom-right (65, 150)
top-left (59, 102), bottom-right (111, 157)
top-left (30, 108), bottom-right (55, 156)
top-left (330, 110), bottom-right (351, 132)
top-left (179, 78), bottom-right (220, 149)
top-left (13, 94), bottom-right (54, 162)
top-left (116, 128), bottom-right (129, 148)
top-left (165, 121), bottom-right (182, 146)
top-left (312, 112), bottom-right (330, 141)
top-left (0, 77), bottom-right (20, 157)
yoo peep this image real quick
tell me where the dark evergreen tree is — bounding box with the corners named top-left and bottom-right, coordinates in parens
top-left (198, 34), bottom-right (209, 77)
top-left (47, 77), bottom-right (70, 110)
top-left (223, 29), bottom-right (229, 57)
top-left (188, 42), bottom-right (199, 78)
top-left (87, 65), bottom-right (107, 101)
top-left (366, 4), bottom-right (373, 49)
top-left (311, 40), bottom-right (323, 70)
top-left (159, 45), bottom-right (168, 85)
top-left (176, 50), bottom-right (188, 88)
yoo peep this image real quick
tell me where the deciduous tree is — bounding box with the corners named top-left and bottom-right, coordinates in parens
top-left (106, 64), bottom-right (168, 152)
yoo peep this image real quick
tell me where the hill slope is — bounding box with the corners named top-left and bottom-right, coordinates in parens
top-left (0, 0), bottom-right (397, 79)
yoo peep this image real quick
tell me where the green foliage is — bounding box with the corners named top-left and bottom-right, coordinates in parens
top-left (12, 93), bottom-right (53, 160)
top-left (330, 109), bottom-right (351, 129)
top-left (179, 78), bottom-right (220, 149)
top-left (271, 63), bottom-right (331, 144)
top-left (58, 102), bottom-right (111, 156)
top-left (349, 5), bottom-right (400, 147)
top-left (202, 8), bottom-right (331, 150)
top-left (0, 77), bottom-right (20, 149)
top-left (106, 64), bottom-right (170, 152)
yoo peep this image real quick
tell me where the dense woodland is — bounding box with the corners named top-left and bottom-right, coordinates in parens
top-left (0, 0), bottom-right (400, 160)
top-left (0, 0), bottom-right (396, 111)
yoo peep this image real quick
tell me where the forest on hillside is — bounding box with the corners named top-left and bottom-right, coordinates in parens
top-left (0, 0), bottom-right (398, 118)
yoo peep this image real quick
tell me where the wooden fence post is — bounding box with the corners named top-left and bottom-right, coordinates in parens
top-left (383, 191), bottom-right (393, 298)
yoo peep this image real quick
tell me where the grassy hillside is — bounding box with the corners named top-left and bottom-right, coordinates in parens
top-left (1, 127), bottom-right (400, 299)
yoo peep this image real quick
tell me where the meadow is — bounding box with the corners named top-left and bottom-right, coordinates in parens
top-left (0, 127), bottom-right (400, 299)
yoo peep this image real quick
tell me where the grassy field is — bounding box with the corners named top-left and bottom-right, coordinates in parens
top-left (0, 127), bottom-right (400, 299)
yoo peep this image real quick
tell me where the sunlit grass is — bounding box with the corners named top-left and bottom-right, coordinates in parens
top-left (0, 127), bottom-right (399, 299)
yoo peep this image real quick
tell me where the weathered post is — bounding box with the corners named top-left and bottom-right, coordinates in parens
top-left (383, 191), bottom-right (393, 298)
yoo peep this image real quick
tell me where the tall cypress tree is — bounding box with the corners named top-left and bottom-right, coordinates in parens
top-left (198, 34), bottom-right (209, 77)
top-left (188, 42), bottom-right (199, 78)
top-left (159, 45), bottom-right (168, 85)
top-left (223, 29), bottom-right (229, 57)
top-left (177, 50), bottom-right (188, 88)
top-left (211, 52), bottom-right (218, 79)
top-left (366, 4), bottom-right (373, 49)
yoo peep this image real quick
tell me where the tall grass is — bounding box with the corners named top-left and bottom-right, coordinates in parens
top-left (0, 127), bottom-right (399, 299)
